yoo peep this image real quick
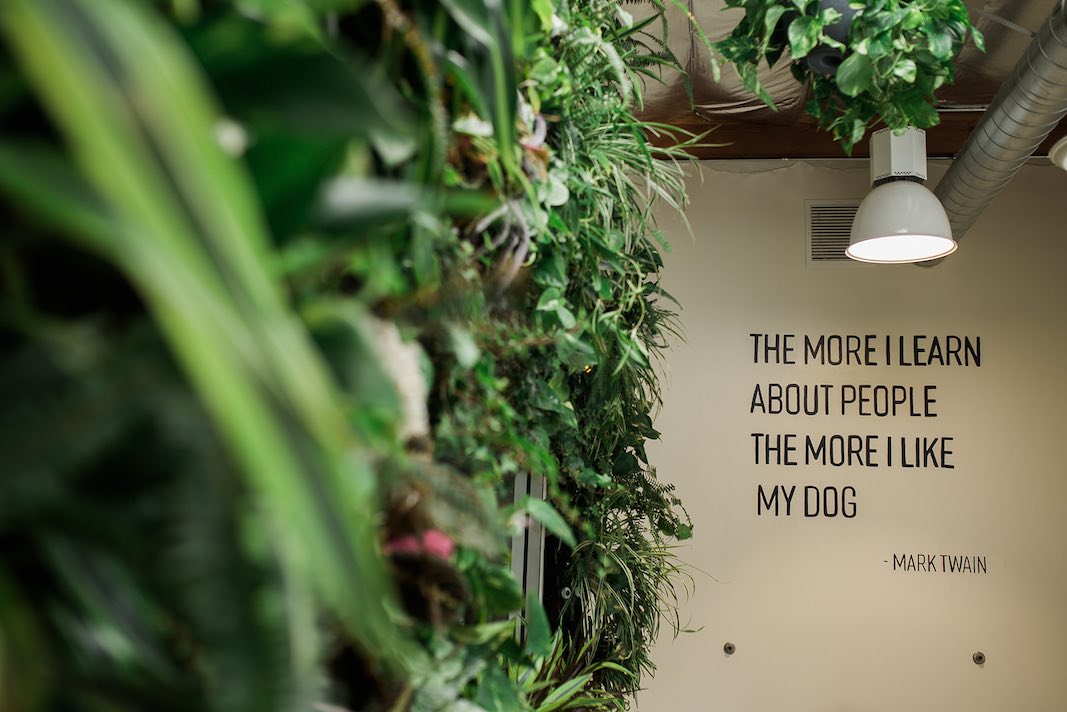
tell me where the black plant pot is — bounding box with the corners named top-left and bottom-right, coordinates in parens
top-left (805, 0), bottom-right (858, 76)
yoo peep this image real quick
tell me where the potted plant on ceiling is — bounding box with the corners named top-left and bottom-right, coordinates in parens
top-left (715, 0), bottom-right (985, 153)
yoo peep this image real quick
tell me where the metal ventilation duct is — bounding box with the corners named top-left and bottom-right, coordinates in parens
top-left (934, 0), bottom-right (1067, 239)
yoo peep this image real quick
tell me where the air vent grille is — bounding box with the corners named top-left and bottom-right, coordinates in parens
top-left (807, 201), bottom-right (860, 263)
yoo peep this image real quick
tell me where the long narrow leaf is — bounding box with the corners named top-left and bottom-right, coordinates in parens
top-left (537, 672), bottom-right (593, 712)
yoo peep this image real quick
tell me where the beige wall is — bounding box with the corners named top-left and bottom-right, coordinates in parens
top-left (642, 160), bottom-right (1067, 710)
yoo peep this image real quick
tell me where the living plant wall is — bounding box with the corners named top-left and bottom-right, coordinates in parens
top-left (0, 0), bottom-right (700, 709)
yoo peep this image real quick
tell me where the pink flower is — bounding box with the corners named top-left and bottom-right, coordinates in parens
top-left (384, 529), bottom-right (455, 560)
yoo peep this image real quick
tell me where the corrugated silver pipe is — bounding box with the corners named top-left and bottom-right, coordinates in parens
top-left (934, 0), bottom-right (1067, 239)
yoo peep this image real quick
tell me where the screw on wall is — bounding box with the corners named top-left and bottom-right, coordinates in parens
top-left (973, 651), bottom-right (986, 665)
top-left (723, 642), bottom-right (736, 655)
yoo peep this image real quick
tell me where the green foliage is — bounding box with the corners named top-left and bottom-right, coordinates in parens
top-left (2, 0), bottom-right (415, 680)
top-left (0, 0), bottom-right (698, 709)
top-left (716, 0), bottom-right (985, 153)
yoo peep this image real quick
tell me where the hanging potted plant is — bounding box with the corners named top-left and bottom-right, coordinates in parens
top-left (715, 0), bottom-right (985, 153)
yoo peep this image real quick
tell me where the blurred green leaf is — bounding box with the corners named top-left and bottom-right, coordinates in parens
top-left (234, 0), bottom-right (322, 39)
top-left (0, 141), bottom-right (117, 252)
top-left (532, 0), bottom-right (554, 32)
top-left (244, 135), bottom-right (347, 242)
top-left (518, 497), bottom-right (575, 548)
top-left (0, 570), bottom-right (50, 710)
top-left (303, 300), bottom-right (405, 433)
top-left (315, 177), bottom-right (499, 231)
top-left (474, 662), bottom-right (523, 712)
top-left (215, 46), bottom-right (413, 140)
top-left (448, 323), bottom-right (482, 369)
top-left (1, 0), bottom-right (416, 677)
top-left (440, 0), bottom-right (495, 47)
top-left (524, 593), bottom-right (552, 659)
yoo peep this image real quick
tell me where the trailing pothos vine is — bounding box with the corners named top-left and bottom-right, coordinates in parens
top-left (0, 0), bottom-right (700, 709)
top-left (715, 0), bottom-right (984, 152)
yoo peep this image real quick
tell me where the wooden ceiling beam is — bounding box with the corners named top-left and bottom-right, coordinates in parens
top-left (650, 112), bottom-right (1067, 160)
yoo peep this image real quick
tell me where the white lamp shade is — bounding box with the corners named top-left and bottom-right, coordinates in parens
top-left (1049, 134), bottom-right (1067, 171)
top-left (847, 180), bottom-right (956, 263)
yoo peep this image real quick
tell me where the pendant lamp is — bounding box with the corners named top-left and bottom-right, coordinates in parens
top-left (1049, 134), bottom-right (1067, 171)
top-left (847, 127), bottom-right (956, 264)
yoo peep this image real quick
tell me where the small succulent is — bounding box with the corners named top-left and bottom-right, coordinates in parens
top-left (716, 0), bottom-right (985, 153)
